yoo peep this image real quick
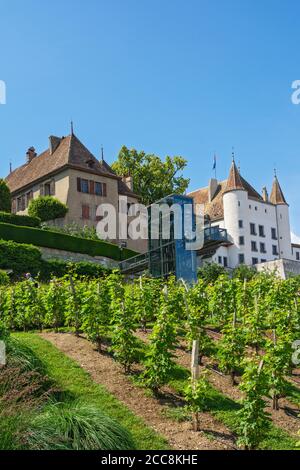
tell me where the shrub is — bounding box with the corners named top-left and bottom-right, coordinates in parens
top-left (198, 262), bottom-right (228, 284)
top-left (232, 264), bottom-right (257, 281)
top-left (0, 239), bottom-right (42, 279)
top-left (0, 222), bottom-right (137, 261)
top-left (28, 196), bottom-right (68, 222)
top-left (0, 270), bottom-right (9, 286)
top-left (0, 211), bottom-right (40, 228)
top-left (26, 402), bottom-right (136, 450)
top-left (39, 259), bottom-right (111, 281)
top-left (42, 222), bottom-right (99, 240)
top-left (0, 180), bottom-right (11, 213)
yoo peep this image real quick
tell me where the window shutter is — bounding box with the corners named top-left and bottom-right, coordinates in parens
top-left (77, 177), bottom-right (82, 192)
top-left (12, 198), bottom-right (16, 214)
top-left (102, 183), bottom-right (107, 197)
top-left (82, 204), bottom-right (90, 220)
top-left (39, 184), bottom-right (44, 196)
top-left (50, 179), bottom-right (56, 196)
top-left (89, 180), bottom-right (95, 194)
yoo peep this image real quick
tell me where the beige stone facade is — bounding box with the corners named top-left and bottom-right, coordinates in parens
top-left (6, 133), bottom-right (147, 254)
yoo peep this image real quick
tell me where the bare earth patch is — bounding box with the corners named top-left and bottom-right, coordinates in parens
top-left (40, 332), bottom-right (235, 450)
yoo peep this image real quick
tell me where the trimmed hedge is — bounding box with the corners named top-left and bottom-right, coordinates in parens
top-left (0, 222), bottom-right (137, 261)
top-left (40, 259), bottom-right (111, 281)
top-left (0, 239), bottom-right (113, 280)
top-left (0, 239), bottom-right (42, 277)
top-left (0, 211), bottom-right (41, 228)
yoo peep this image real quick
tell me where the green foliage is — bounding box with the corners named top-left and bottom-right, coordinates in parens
top-left (0, 179), bottom-right (11, 213)
top-left (0, 239), bottom-right (42, 278)
top-left (232, 264), bottom-right (257, 281)
top-left (109, 274), bottom-right (139, 373)
top-left (42, 222), bottom-right (100, 240)
top-left (0, 222), bottom-right (137, 261)
top-left (27, 402), bottom-right (136, 450)
top-left (112, 146), bottom-right (190, 206)
top-left (0, 270), bottom-right (9, 286)
top-left (198, 262), bottom-right (228, 284)
top-left (28, 196), bottom-right (68, 222)
top-left (237, 358), bottom-right (271, 450)
top-left (0, 211), bottom-right (40, 227)
top-left (142, 283), bottom-right (178, 391)
top-left (39, 259), bottom-right (110, 281)
top-left (184, 370), bottom-right (211, 430)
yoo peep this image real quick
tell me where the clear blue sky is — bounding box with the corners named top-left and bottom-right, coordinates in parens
top-left (1, 0), bottom-right (300, 235)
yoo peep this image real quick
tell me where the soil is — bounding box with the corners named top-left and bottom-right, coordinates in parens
top-left (40, 332), bottom-right (236, 450)
top-left (135, 330), bottom-right (300, 438)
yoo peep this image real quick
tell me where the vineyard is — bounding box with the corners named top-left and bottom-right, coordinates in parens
top-left (1, 271), bottom-right (300, 450)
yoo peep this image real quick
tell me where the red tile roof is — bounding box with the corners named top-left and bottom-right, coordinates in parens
top-left (6, 133), bottom-right (138, 198)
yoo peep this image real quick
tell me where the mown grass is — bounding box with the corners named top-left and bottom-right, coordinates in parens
top-left (13, 333), bottom-right (169, 450)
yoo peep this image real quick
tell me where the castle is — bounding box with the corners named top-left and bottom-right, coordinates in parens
top-left (188, 159), bottom-right (300, 270)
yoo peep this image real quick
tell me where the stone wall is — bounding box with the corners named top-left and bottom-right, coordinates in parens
top-left (39, 246), bottom-right (119, 269)
top-left (255, 258), bottom-right (300, 279)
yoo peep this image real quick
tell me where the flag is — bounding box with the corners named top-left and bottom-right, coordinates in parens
top-left (212, 154), bottom-right (216, 171)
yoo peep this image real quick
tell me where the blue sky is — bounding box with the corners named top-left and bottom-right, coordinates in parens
top-left (1, 0), bottom-right (300, 235)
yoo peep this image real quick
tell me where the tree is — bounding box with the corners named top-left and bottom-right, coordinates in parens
top-left (198, 263), bottom-right (227, 285)
top-left (112, 146), bottom-right (190, 206)
top-left (28, 196), bottom-right (68, 222)
top-left (0, 179), bottom-right (11, 213)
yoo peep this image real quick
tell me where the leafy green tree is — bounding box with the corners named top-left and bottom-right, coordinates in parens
top-left (0, 179), bottom-right (11, 213)
top-left (112, 146), bottom-right (189, 205)
top-left (232, 264), bottom-right (257, 281)
top-left (28, 196), bottom-right (68, 222)
top-left (198, 263), bottom-right (227, 285)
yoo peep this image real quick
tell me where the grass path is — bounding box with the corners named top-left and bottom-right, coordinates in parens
top-left (13, 333), bottom-right (169, 451)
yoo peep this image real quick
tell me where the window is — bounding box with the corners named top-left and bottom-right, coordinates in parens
top-left (82, 204), bottom-right (90, 219)
top-left (238, 201), bottom-right (241, 207)
top-left (255, 206), bottom-right (258, 211)
top-left (249, 205), bottom-right (252, 209)
top-left (17, 195), bottom-right (26, 211)
top-left (271, 228), bottom-right (277, 240)
top-left (44, 182), bottom-right (51, 196)
top-left (261, 259), bottom-right (267, 263)
top-left (252, 258), bottom-right (258, 265)
top-left (239, 254), bottom-right (245, 264)
top-left (218, 256), bottom-right (222, 265)
top-left (239, 236), bottom-right (245, 246)
top-left (250, 223), bottom-right (256, 235)
top-left (297, 252), bottom-right (300, 261)
top-left (260, 242), bottom-right (266, 253)
top-left (238, 220), bottom-right (243, 229)
top-left (81, 179), bottom-right (89, 193)
top-left (95, 182), bottom-right (103, 196)
top-left (223, 257), bottom-right (228, 268)
top-left (272, 245), bottom-right (279, 256)
top-left (251, 241), bottom-right (258, 252)
top-left (26, 191), bottom-right (33, 207)
top-left (259, 225), bottom-right (265, 237)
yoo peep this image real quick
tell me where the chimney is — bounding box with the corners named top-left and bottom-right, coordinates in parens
top-left (122, 175), bottom-right (134, 191)
top-left (208, 178), bottom-right (218, 203)
top-left (26, 147), bottom-right (37, 163)
top-left (49, 136), bottom-right (62, 155)
top-left (262, 186), bottom-right (269, 202)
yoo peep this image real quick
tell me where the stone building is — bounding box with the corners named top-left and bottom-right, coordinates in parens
top-left (5, 132), bottom-right (146, 253)
top-left (188, 159), bottom-right (299, 269)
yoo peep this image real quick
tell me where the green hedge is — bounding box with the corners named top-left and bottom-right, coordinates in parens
top-left (40, 259), bottom-right (111, 281)
top-left (0, 212), bottom-right (41, 228)
top-left (0, 222), bottom-right (137, 261)
top-left (0, 239), bottom-right (42, 277)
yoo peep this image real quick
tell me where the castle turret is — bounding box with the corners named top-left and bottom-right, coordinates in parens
top-left (270, 175), bottom-right (291, 259)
